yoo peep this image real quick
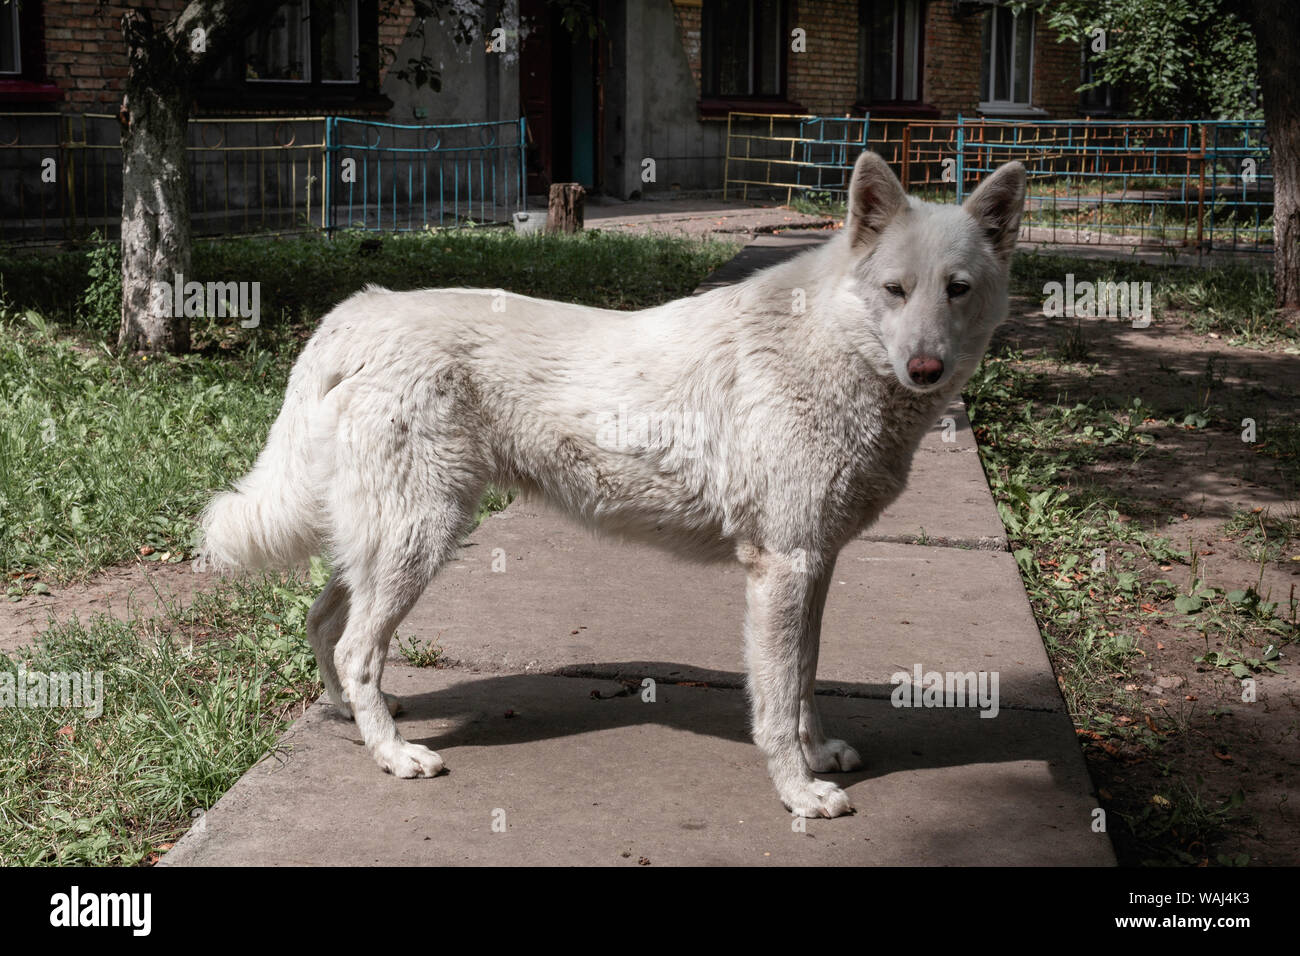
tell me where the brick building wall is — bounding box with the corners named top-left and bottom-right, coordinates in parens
top-left (41, 1), bottom-right (188, 109)
top-left (19, 1), bottom-right (417, 112)
top-left (667, 0), bottom-right (1082, 120)
top-left (786, 0), bottom-right (858, 116)
top-left (1031, 16), bottom-right (1080, 116)
top-left (922, 2), bottom-right (981, 116)
top-left (671, 0), bottom-right (703, 90)
top-left (925, 4), bottom-right (1081, 117)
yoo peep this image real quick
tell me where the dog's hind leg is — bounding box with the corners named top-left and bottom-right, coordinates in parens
top-left (307, 574), bottom-right (351, 714)
top-left (797, 555), bottom-right (864, 773)
top-left (307, 575), bottom-right (402, 719)
top-left (332, 486), bottom-right (480, 779)
top-left (741, 545), bottom-right (854, 818)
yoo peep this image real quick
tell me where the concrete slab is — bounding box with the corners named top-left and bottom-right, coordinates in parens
top-left (867, 402), bottom-right (1006, 550)
top-left (162, 667), bottom-right (1113, 867)
top-left (692, 230), bottom-right (832, 293)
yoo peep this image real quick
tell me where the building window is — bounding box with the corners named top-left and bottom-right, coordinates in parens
top-left (859, 1), bottom-right (923, 104)
top-left (247, 1), bottom-right (312, 82)
top-left (1, 0), bottom-right (21, 75)
top-left (979, 5), bottom-right (1033, 109)
top-left (1079, 44), bottom-right (1124, 114)
top-left (702, 0), bottom-right (786, 98)
top-left (320, 0), bottom-right (360, 82)
top-left (208, 0), bottom-right (369, 94)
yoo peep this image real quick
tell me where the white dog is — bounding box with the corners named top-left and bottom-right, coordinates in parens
top-left (201, 152), bottom-right (1025, 818)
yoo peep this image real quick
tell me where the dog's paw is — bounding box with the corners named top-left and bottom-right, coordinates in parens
top-left (783, 779), bottom-right (854, 818)
top-left (376, 742), bottom-right (445, 778)
top-left (804, 737), bottom-right (864, 773)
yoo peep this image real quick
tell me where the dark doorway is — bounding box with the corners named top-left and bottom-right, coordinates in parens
top-left (520, 0), bottom-right (600, 195)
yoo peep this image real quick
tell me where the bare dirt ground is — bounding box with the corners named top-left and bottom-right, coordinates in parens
top-left (2, 562), bottom-right (227, 656)
top-left (584, 198), bottom-right (835, 239)
top-left (995, 294), bottom-right (1300, 865)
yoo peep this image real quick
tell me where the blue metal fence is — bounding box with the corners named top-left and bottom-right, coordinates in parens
top-left (723, 112), bottom-right (869, 202)
top-left (723, 112), bottom-right (1271, 252)
top-left (0, 113), bottom-right (528, 244)
top-left (324, 116), bottom-right (527, 233)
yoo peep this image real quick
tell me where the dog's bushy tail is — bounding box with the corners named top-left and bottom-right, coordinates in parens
top-left (199, 380), bottom-right (322, 571)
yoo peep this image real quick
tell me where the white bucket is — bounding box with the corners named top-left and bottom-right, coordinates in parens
top-left (512, 211), bottom-right (544, 235)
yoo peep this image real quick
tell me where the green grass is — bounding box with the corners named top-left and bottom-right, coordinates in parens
top-left (1011, 251), bottom-right (1290, 349)
top-left (2, 228), bottom-right (743, 343)
top-left (787, 191), bottom-right (846, 219)
top-left (0, 312), bottom-right (295, 581)
top-left (0, 230), bottom-right (739, 582)
top-left (0, 567), bottom-right (324, 865)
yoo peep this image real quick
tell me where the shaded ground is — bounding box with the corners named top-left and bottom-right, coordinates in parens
top-left (989, 292), bottom-right (1299, 865)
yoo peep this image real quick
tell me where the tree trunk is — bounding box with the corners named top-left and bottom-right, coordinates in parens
top-left (546, 183), bottom-right (586, 234)
top-left (114, 1), bottom-right (274, 354)
top-left (117, 10), bottom-right (193, 354)
top-left (1244, 0), bottom-right (1300, 323)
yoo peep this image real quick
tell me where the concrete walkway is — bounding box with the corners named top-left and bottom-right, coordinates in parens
top-left (584, 197), bottom-right (834, 237)
top-left (163, 233), bottom-right (1115, 867)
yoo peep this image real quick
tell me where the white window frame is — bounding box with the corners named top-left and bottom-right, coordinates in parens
top-left (1, 0), bottom-right (21, 76)
top-left (979, 5), bottom-right (1035, 113)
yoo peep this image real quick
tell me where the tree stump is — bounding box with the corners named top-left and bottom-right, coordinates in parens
top-left (546, 183), bottom-right (585, 234)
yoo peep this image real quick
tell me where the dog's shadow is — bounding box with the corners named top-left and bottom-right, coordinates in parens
top-left (379, 662), bottom-right (1086, 791)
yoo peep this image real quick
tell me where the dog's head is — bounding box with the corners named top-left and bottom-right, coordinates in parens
top-left (842, 151), bottom-right (1025, 394)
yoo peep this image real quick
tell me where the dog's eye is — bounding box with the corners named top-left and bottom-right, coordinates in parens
top-left (884, 283), bottom-right (906, 299)
top-left (947, 281), bottom-right (970, 298)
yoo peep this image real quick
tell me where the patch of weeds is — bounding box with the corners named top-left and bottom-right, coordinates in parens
top-left (1222, 506), bottom-right (1300, 568)
top-left (965, 344), bottom-right (1295, 865)
top-left (1116, 779), bottom-right (1248, 866)
top-left (787, 190), bottom-right (845, 218)
top-left (396, 635), bottom-right (445, 668)
top-left (1054, 318), bottom-right (1090, 363)
top-left (476, 485), bottom-right (516, 526)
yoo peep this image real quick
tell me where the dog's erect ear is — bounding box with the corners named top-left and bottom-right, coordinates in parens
top-left (963, 161), bottom-right (1026, 261)
top-left (846, 150), bottom-right (907, 249)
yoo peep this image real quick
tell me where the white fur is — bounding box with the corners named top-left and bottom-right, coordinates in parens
top-left (200, 153), bottom-right (1026, 817)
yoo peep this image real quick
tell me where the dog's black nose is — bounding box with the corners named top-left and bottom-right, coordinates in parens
top-left (907, 356), bottom-right (944, 386)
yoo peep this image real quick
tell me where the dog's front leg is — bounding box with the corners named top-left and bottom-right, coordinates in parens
top-left (798, 555), bottom-right (864, 773)
top-left (741, 546), bottom-right (854, 818)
